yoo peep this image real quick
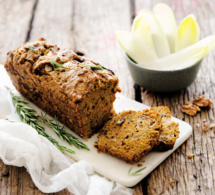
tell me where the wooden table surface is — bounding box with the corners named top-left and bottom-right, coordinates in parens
top-left (1, 0), bottom-right (215, 194)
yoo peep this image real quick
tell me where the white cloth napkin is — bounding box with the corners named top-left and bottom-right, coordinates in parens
top-left (0, 87), bottom-right (133, 195)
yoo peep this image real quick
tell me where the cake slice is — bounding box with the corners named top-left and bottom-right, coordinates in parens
top-left (151, 106), bottom-right (180, 150)
top-left (152, 106), bottom-right (172, 123)
top-left (155, 121), bottom-right (180, 150)
top-left (95, 109), bottom-right (162, 163)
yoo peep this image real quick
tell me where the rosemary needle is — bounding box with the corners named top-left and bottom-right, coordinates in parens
top-left (26, 45), bottom-right (37, 50)
top-left (11, 92), bottom-right (90, 153)
top-left (84, 64), bottom-right (103, 69)
top-left (50, 58), bottom-right (69, 72)
top-left (128, 167), bottom-right (146, 176)
top-left (40, 114), bottom-right (90, 151)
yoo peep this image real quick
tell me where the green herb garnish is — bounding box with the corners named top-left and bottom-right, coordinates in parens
top-left (50, 58), bottom-right (69, 72)
top-left (84, 64), bottom-right (103, 69)
top-left (40, 114), bottom-right (90, 150)
top-left (27, 45), bottom-right (37, 50)
top-left (10, 92), bottom-right (89, 154)
top-left (128, 167), bottom-right (146, 176)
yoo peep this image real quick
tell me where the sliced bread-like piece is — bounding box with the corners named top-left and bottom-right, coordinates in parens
top-left (95, 109), bottom-right (162, 164)
top-left (152, 106), bottom-right (171, 123)
top-left (155, 122), bottom-right (180, 150)
top-left (152, 106), bottom-right (180, 150)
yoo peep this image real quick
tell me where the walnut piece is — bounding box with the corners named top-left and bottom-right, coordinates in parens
top-left (193, 96), bottom-right (213, 108)
top-left (209, 124), bottom-right (215, 129)
top-left (204, 123), bottom-right (209, 131)
top-left (181, 102), bottom-right (200, 116)
top-left (45, 64), bottom-right (52, 72)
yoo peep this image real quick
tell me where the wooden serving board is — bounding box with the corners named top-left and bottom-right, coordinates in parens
top-left (0, 66), bottom-right (192, 187)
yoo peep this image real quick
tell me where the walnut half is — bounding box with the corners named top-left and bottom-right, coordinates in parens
top-left (193, 96), bottom-right (213, 108)
top-left (181, 102), bottom-right (200, 116)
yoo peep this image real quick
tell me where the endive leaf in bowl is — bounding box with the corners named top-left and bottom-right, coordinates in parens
top-left (131, 14), bottom-right (156, 51)
top-left (137, 35), bottom-right (215, 70)
top-left (139, 9), bottom-right (170, 58)
top-left (117, 31), bottom-right (157, 63)
top-left (153, 3), bottom-right (177, 53)
top-left (175, 14), bottom-right (200, 52)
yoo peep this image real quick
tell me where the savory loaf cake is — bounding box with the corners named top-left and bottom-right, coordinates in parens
top-left (4, 38), bottom-right (120, 138)
top-left (152, 106), bottom-right (180, 150)
top-left (95, 109), bottom-right (162, 163)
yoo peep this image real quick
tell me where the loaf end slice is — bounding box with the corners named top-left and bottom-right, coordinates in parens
top-left (152, 106), bottom-right (180, 151)
top-left (151, 106), bottom-right (172, 123)
top-left (155, 122), bottom-right (180, 151)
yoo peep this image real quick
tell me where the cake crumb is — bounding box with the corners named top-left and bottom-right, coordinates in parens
top-left (137, 164), bottom-right (142, 167)
top-left (188, 153), bottom-right (195, 159)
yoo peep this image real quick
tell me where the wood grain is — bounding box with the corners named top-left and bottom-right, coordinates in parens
top-left (134, 0), bottom-right (215, 194)
top-left (1, 0), bottom-right (215, 194)
top-left (0, 0), bottom-right (37, 63)
top-left (0, 0), bottom-right (137, 194)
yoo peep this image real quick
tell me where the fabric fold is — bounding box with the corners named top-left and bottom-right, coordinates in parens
top-left (0, 87), bottom-right (133, 195)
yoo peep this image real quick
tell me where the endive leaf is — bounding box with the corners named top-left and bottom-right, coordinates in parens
top-left (153, 3), bottom-right (177, 53)
top-left (175, 14), bottom-right (200, 52)
top-left (139, 9), bottom-right (170, 58)
top-left (117, 31), bottom-right (157, 63)
top-left (131, 13), bottom-right (142, 33)
top-left (137, 35), bottom-right (215, 70)
top-left (131, 14), bottom-right (156, 51)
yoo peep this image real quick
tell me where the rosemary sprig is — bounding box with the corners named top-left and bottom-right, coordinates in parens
top-left (10, 92), bottom-right (89, 153)
top-left (11, 93), bottom-right (74, 154)
top-left (40, 114), bottom-right (90, 150)
top-left (84, 64), bottom-right (103, 69)
top-left (27, 45), bottom-right (37, 50)
top-left (50, 58), bottom-right (69, 72)
top-left (128, 167), bottom-right (146, 176)
top-left (11, 95), bottom-right (45, 132)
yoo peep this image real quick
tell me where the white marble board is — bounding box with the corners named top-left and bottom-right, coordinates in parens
top-left (0, 66), bottom-right (192, 187)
